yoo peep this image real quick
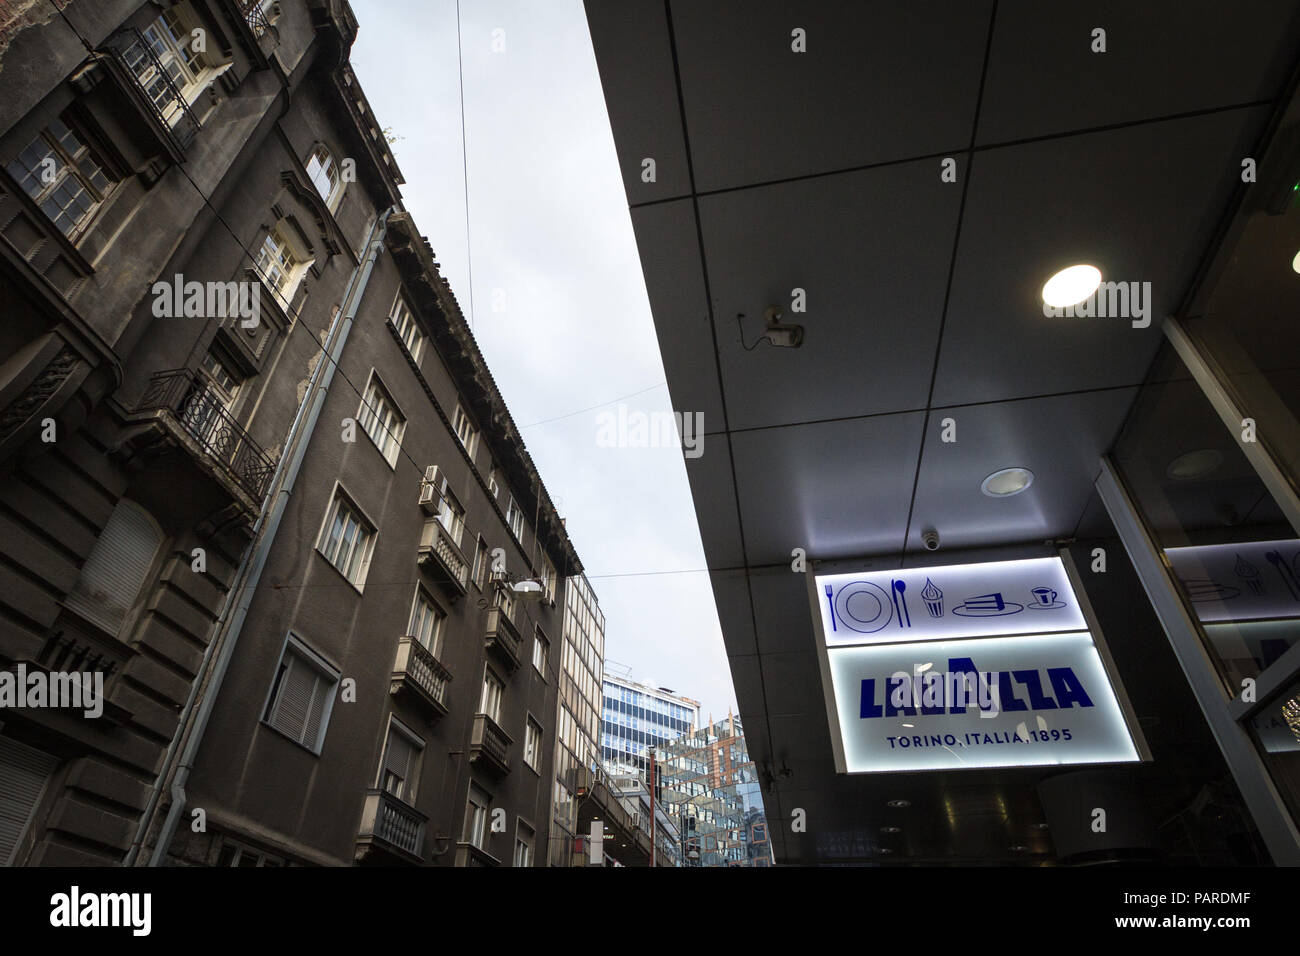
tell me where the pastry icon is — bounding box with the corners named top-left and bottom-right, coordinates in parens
top-left (921, 578), bottom-right (943, 618)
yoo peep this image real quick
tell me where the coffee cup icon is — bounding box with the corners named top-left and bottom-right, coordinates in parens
top-left (1030, 587), bottom-right (1057, 606)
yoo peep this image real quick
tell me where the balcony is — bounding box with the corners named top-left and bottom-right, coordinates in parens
top-left (453, 842), bottom-right (501, 867)
top-left (100, 28), bottom-right (201, 153)
top-left (417, 519), bottom-right (469, 599)
top-left (132, 370), bottom-right (277, 503)
top-left (484, 606), bottom-right (522, 670)
top-left (355, 788), bottom-right (427, 865)
top-left (469, 713), bottom-right (513, 777)
top-left (389, 636), bottom-right (452, 719)
top-left (236, 0), bottom-right (278, 39)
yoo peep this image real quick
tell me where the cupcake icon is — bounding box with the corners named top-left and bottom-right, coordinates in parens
top-left (921, 578), bottom-right (944, 618)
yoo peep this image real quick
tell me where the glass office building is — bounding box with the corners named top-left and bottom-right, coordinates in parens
top-left (601, 675), bottom-right (700, 774)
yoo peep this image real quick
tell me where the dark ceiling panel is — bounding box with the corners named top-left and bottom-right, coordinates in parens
top-left (584, 0), bottom-right (693, 202)
top-left (934, 106), bottom-right (1270, 407)
top-left (905, 387), bottom-right (1138, 555)
top-left (699, 158), bottom-right (963, 430)
top-left (729, 411), bottom-right (925, 566)
top-left (670, 0), bottom-right (992, 192)
top-left (977, 0), bottom-right (1300, 146)
top-left (628, 199), bottom-right (725, 431)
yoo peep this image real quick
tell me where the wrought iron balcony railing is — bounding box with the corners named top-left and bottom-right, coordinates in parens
top-left (101, 28), bottom-right (201, 151)
top-left (355, 789), bottom-right (426, 864)
top-left (390, 636), bottom-right (452, 718)
top-left (237, 0), bottom-right (274, 38)
top-left (135, 369), bottom-right (277, 502)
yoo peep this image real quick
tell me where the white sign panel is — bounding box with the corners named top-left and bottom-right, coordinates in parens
top-left (1165, 539), bottom-right (1300, 624)
top-left (815, 557), bottom-right (1085, 646)
top-left (826, 633), bottom-right (1140, 773)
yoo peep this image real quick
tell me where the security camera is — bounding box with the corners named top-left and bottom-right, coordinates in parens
top-left (922, 528), bottom-right (940, 551)
top-left (761, 305), bottom-right (804, 349)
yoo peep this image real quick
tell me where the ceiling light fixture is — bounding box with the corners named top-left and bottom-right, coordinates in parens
top-left (1042, 264), bottom-right (1102, 308)
top-left (981, 467), bottom-right (1034, 498)
top-left (881, 825), bottom-right (902, 834)
top-left (1166, 449), bottom-right (1223, 480)
top-left (886, 799), bottom-right (910, 809)
top-left (1292, 250), bottom-right (1300, 274)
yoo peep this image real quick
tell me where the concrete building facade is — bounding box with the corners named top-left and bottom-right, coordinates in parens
top-left (0, 0), bottom-right (587, 867)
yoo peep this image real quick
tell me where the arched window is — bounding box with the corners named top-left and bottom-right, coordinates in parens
top-left (305, 144), bottom-right (342, 211)
top-left (63, 499), bottom-right (164, 636)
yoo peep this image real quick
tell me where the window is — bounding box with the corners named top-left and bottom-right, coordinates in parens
top-left (262, 636), bottom-right (339, 753)
top-left (497, 581), bottom-right (516, 624)
top-left (513, 822), bottom-right (534, 867)
top-left (304, 144), bottom-right (342, 211)
top-left (199, 348), bottom-right (241, 408)
top-left (6, 118), bottom-right (115, 240)
top-left (407, 588), bottom-right (444, 653)
top-left (452, 404), bottom-right (478, 459)
top-left (480, 670), bottom-right (504, 723)
top-left (464, 786), bottom-right (491, 850)
top-left (216, 838), bottom-right (284, 867)
top-left (317, 489), bottom-right (376, 588)
top-left (63, 498), bottom-right (163, 636)
top-left (0, 735), bottom-right (58, 866)
top-left (540, 556), bottom-right (556, 603)
top-left (378, 720), bottom-right (423, 805)
top-left (254, 223), bottom-right (311, 308)
top-left (357, 372), bottom-right (405, 466)
top-left (471, 536), bottom-right (489, 589)
top-left (390, 294), bottom-right (423, 361)
top-left (524, 717), bottom-right (543, 772)
top-left (126, 6), bottom-right (219, 121)
top-left (435, 479), bottom-right (465, 548)
top-left (532, 628), bottom-right (548, 676)
top-left (505, 494), bottom-right (525, 540)
top-left (486, 463), bottom-right (500, 500)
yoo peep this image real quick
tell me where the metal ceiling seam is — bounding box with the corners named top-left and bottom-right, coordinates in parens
top-left (660, 0), bottom-right (778, 767)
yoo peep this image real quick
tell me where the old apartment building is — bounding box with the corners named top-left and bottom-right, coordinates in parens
top-left (0, 0), bottom-right (592, 866)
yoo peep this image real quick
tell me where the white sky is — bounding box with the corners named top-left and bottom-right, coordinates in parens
top-left (351, 0), bottom-right (736, 718)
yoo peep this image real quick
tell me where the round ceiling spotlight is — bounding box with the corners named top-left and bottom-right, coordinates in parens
top-left (1292, 250), bottom-right (1300, 274)
top-left (1042, 264), bottom-right (1102, 308)
top-left (981, 467), bottom-right (1035, 498)
top-left (1166, 448), bottom-right (1223, 480)
top-left (880, 825), bottom-right (902, 834)
top-left (886, 799), bottom-right (911, 809)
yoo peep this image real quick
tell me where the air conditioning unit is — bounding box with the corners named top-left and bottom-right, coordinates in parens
top-left (630, 812), bottom-right (641, 829)
top-left (419, 465), bottom-right (441, 515)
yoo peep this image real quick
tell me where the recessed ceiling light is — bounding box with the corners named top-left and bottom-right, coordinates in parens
top-left (878, 847), bottom-right (894, 855)
top-left (1292, 250), bottom-right (1300, 274)
top-left (1042, 264), bottom-right (1101, 308)
top-left (1009, 845), bottom-right (1030, 853)
top-left (1032, 822), bottom-right (1051, 830)
top-left (981, 467), bottom-right (1034, 497)
top-left (886, 799), bottom-right (910, 809)
top-left (1166, 449), bottom-right (1223, 480)
top-left (881, 825), bottom-right (902, 834)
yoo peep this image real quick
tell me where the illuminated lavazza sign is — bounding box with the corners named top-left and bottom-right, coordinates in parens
top-left (809, 557), bottom-right (1144, 773)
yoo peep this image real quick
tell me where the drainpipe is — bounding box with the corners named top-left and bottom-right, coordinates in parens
top-left (131, 206), bottom-right (396, 866)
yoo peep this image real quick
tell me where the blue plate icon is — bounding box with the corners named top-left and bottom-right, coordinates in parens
top-left (834, 581), bottom-right (895, 634)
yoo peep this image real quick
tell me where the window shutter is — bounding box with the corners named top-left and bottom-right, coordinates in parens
top-left (272, 654), bottom-right (321, 746)
top-left (382, 731), bottom-right (417, 800)
top-left (0, 736), bottom-right (58, 865)
top-left (64, 499), bottom-right (163, 636)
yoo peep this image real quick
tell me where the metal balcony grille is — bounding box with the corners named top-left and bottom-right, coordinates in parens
top-left (357, 789), bottom-right (426, 861)
top-left (136, 369), bottom-right (277, 501)
top-left (237, 0), bottom-right (273, 38)
top-left (101, 27), bottom-right (201, 151)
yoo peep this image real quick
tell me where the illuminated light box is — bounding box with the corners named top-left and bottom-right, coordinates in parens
top-left (809, 556), bottom-right (1145, 774)
top-left (815, 557), bottom-right (1085, 647)
top-left (1165, 539), bottom-right (1300, 624)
